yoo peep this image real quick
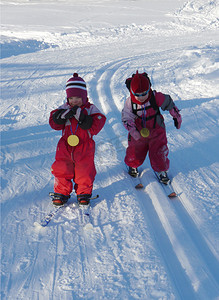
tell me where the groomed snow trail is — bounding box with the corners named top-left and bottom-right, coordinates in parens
top-left (92, 55), bottom-right (219, 299)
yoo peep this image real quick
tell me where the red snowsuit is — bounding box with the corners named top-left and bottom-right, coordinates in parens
top-left (122, 91), bottom-right (175, 172)
top-left (49, 102), bottom-right (106, 196)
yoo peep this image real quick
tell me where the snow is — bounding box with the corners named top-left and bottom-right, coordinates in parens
top-left (1, 0), bottom-right (219, 299)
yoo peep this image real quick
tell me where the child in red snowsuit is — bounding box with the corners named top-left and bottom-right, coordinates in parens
top-left (122, 71), bottom-right (182, 183)
top-left (49, 73), bottom-right (106, 205)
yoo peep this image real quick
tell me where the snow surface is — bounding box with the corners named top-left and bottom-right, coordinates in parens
top-left (1, 0), bottom-right (219, 299)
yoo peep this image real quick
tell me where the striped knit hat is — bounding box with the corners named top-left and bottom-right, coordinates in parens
top-left (66, 73), bottom-right (87, 104)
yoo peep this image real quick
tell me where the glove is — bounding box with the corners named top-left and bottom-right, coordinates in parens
top-left (71, 106), bottom-right (81, 120)
top-left (53, 106), bottom-right (93, 129)
top-left (52, 108), bottom-right (75, 124)
top-left (72, 106), bottom-right (93, 130)
top-left (129, 127), bottom-right (141, 141)
top-left (53, 106), bottom-right (82, 125)
top-left (169, 106), bottom-right (182, 129)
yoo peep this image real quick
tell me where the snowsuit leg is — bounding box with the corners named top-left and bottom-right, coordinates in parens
top-left (51, 139), bottom-right (96, 196)
top-left (124, 134), bottom-right (149, 168)
top-left (124, 127), bottom-right (169, 171)
top-left (73, 140), bottom-right (96, 195)
top-left (51, 160), bottom-right (74, 196)
top-left (148, 127), bottom-right (169, 172)
top-left (54, 177), bottom-right (73, 196)
top-left (74, 156), bottom-right (96, 195)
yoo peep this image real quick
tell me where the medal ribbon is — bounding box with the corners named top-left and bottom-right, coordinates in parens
top-left (140, 104), bottom-right (150, 137)
top-left (70, 122), bottom-right (79, 136)
top-left (67, 108), bottom-right (85, 146)
top-left (142, 104), bottom-right (146, 128)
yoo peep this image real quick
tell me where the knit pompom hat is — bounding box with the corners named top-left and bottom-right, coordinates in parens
top-left (66, 73), bottom-right (87, 104)
top-left (130, 71), bottom-right (152, 105)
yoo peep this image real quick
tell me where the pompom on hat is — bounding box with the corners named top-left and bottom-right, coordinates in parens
top-left (130, 71), bottom-right (152, 105)
top-left (66, 73), bottom-right (87, 104)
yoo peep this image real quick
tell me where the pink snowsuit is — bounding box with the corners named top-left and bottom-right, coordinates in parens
top-left (49, 101), bottom-right (106, 196)
top-left (122, 91), bottom-right (175, 172)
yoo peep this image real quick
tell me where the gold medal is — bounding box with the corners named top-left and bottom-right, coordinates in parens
top-left (67, 135), bottom-right (79, 146)
top-left (140, 128), bottom-right (150, 138)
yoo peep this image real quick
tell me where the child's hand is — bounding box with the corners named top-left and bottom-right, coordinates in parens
top-left (62, 108), bottom-right (76, 119)
top-left (52, 108), bottom-right (75, 124)
top-left (169, 106), bottom-right (182, 129)
top-left (71, 106), bottom-right (93, 130)
top-left (129, 127), bottom-right (141, 141)
top-left (71, 106), bottom-right (80, 120)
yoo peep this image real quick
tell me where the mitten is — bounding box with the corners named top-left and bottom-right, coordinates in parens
top-left (169, 106), bottom-right (182, 129)
top-left (71, 106), bottom-right (81, 120)
top-left (73, 106), bottom-right (93, 130)
top-left (129, 127), bottom-right (141, 141)
top-left (52, 108), bottom-right (75, 124)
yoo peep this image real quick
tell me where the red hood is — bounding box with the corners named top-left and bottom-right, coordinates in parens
top-left (130, 89), bottom-right (152, 105)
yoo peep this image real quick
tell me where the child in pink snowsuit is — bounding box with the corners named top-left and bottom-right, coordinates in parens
top-left (49, 73), bottom-right (106, 205)
top-left (122, 71), bottom-right (182, 183)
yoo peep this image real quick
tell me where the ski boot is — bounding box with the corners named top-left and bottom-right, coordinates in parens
top-left (77, 194), bottom-right (91, 206)
top-left (128, 167), bottom-right (139, 178)
top-left (49, 192), bottom-right (70, 206)
top-left (157, 171), bottom-right (170, 185)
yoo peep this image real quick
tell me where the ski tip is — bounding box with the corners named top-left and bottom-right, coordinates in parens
top-left (168, 192), bottom-right (177, 198)
top-left (84, 223), bottom-right (94, 231)
top-left (34, 221), bottom-right (41, 227)
top-left (33, 221), bottom-right (45, 231)
top-left (90, 194), bottom-right (99, 200)
top-left (135, 183), bottom-right (144, 189)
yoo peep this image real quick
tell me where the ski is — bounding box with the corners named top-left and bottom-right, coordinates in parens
top-left (125, 165), bottom-right (144, 189)
top-left (34, 203), bottom-right (67, 227)
top-left (34, 194), bottom-right (99, 228)
top-left (75, 194), bottom-right (99, 230)
top-left (154, 171), bottom-right (177, 198)
top-left (78, 204), bottom-right (93, 230)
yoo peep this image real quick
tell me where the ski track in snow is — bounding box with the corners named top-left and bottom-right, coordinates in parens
top-left (1, 51), bottom-right (219, 299)
top-left (1, 0), bottom-right (219, 299)
top-left (92, 57), bottom-right (219, 299)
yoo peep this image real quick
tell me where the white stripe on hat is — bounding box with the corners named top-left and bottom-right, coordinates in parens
top-left (66, 80), bottom-right (86, 86)
top-left (66, 80), bottom-right (87, 91)
top-left (66, 85), bottom-right (87, 91)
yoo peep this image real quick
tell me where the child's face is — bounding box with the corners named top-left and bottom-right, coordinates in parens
top-left (68, 97), bottom-right (83, 107)
top-left (134, 92), bottom-right (149, 103)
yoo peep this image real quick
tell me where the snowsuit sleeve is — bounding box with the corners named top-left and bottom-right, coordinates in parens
top-left (49, 102), bottom-right (71, 131)
top-left (155, 92), bottom-right (175, 111)
top-left (49, 109), bottom-right (65, 131)
top-left (87, 104), bottom-right (106, 136)
top-left (121, 97), bottom-right (137, 131)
